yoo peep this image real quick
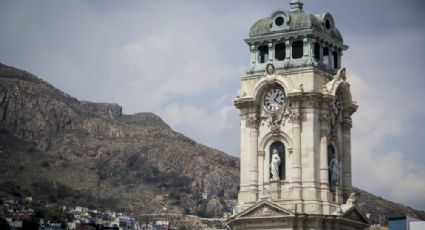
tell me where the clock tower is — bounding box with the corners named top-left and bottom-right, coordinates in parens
top-left (228, 1), bottom-right (369, 229)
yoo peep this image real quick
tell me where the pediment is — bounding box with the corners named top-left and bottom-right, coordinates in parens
top-left (342, 207), bottom-right (370, 224)
top-left (236, 200), bottom-right (294, 219)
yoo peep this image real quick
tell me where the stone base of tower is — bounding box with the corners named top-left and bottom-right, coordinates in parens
top-left (227, 201), bottom-right (369, 230)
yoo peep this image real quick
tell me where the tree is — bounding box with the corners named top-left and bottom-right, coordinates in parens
top-left (0, 217), bottom-right (10, 230)
top-left (22, 218), bottom-right (38, 230)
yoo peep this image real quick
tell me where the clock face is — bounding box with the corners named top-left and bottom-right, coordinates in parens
top-left (264, 88), bottom-right (285, 112)
top-left (331, 95), bottom-right (342, 116)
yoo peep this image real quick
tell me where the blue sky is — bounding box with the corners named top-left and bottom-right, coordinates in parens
top-left (1, 0), bottom-right (425, 210)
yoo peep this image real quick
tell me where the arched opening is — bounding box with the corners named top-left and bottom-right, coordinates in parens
top-left (327, 144), bottom-right (336, 185)
top-left (258, 45), bottom-right (269, 64)
top-left (332, 51), bottom-right (338, 69)
top-left (314, 42), bottom-right (320, 61)
top-left (270, 141), bottom-right (285, 180)
top-left (292, 40), bottom-right (303, 59)
top-left (325, 19), bottom-right (331, 30)
top-left (275, 43), bottom-right (286, 61)
top-left (323, 47), bottom-right (329, 65)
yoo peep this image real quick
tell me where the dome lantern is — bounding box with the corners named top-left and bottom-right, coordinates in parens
top-left (290, 0), bottom-right (304, 12)
top-left (245, 1), bottom-right (348, 76)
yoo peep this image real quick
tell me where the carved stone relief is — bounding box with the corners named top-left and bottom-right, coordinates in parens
top-left (289, 112), bottom-right (302, 123)
top-left (246, 115), bottom-right (259, 128)
top-left (244, 204), bottom-right (281, 217)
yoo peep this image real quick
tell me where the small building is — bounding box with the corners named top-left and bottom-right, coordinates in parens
top-left (410, 221), bottom-right (425, 230)
top-left (388, 216), bottom-right (425, 230)
top-left (15, 210), bottom-right (33, 219)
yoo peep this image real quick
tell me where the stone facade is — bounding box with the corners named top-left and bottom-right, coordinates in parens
top-left (228, 1), bottom-right (369, 229)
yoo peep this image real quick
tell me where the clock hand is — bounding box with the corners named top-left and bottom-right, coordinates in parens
top-left (273, 94), bottom-right (279, 102)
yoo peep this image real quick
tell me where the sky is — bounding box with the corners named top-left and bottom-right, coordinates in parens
top-left (1, 0), bottom-right (425, 210)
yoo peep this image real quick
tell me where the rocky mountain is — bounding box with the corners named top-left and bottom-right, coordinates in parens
top-left (354, 187), bottom-right (425, 225)
top-left (0, 63), bottom-right (239, 217)
top-left (0, 63), bottom-right (424, 225)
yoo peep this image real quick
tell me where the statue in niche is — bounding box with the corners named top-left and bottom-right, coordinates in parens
top-left (329, 158), bottom-right (341, 185)
top-left (270, 149), bottom-right (281, 181)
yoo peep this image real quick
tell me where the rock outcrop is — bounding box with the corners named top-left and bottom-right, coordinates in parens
top-left (0, 63), bottom-right (239, 217)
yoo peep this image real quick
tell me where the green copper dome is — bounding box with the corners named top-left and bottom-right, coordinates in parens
top-left (249, 11), bottom-right (344, 43)
top-left (244, 0), bottom-right (347, 75)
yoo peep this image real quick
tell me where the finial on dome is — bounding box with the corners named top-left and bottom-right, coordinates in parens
top-left (290, 0), bottom-right (304, 12)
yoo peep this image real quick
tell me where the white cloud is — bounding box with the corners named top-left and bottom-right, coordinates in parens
top-left (105, 15), bottom-right (244, 113)
top-left (160, 95), bottom-right (239, 155)
top-left (350, 72), bottom-right (425, 209)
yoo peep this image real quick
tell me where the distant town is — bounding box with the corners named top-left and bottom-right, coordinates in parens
top-left (1, 197), bottom-right (141, 229)
top-left (0, 196), bottom-right (236, 230)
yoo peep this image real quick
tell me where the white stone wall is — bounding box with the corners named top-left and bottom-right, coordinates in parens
top-left (235, 66), bottom-right (356, 215)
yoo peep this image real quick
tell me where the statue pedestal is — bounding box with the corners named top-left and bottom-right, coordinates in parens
top-left (269, 181), bottom-right (281, 200)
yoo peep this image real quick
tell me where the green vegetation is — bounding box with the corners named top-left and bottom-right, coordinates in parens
top-left (29, 180), bottom-right (119, 210)
top-left (22, 218), bottom-right (40, 230)
top-left (0, 181), bottom-right (31, 198)
top-left (40, 161), bottom-right (50, 168)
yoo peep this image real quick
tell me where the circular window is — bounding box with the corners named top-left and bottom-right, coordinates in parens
top-left (275, 16), bottom-right (284, 27)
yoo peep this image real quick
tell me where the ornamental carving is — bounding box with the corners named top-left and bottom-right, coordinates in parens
top-left (265, 63), bottom-right (276, 76)
top-left (290, 112), bottom-right (302, 123)
top-left (246, 115), bottom-right (259, 128)
top-left (330, 94), bottom-right (342, 136)
top-left (245, 205), bottom-right (280, 217)
top-left (341, 118), bottom-right (353, 129)
top-left (267, 113), bottom-right (283, 134)
top-left (259, 189), bottom-right (271, 200)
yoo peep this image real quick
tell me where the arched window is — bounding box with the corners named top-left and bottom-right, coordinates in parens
top-left (292, 40), bottom-right (303, 59)
top-left (323, 47), bottom-right (329, 65)
top-left (270, 141), bottom-right (285, 180)
top-left (327, 144), bottom-right (336, 184)
top-left (332, 51), bottom-right (338, 69)
top-left (275, 43), bottom-right (286, 61)
top-left (258, 45), bottom-right (269, 63)
top-left (314, 42), bottom-right (320, 61)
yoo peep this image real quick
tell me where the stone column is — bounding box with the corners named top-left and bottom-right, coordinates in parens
top-left (328, 47), bottom-right (334, 70)
top-left (319, 112), bottom-right (330, 201)
top-left (291, 110), bottom-right (303, 202)
top-left (238, 114), bottom-right (249, 201)
top-left (341, 116), bottom-right (352, 201)
top-left (284, 40), bottom-right (291, 66)
top-left (247, 114), bottom-right (259, 200)
top-left (304, 38), bottom-right (313, 65)
top-left (258, 151), bottom-right (265, 188)
top-left (319, 43), bottom-right (324, 64)
top-left (249, 45), bottom-right (256, 72)
top-left (311, 38), bottom-right (317, 65)
top-left (268, 42), bottom-right (274, 63)
top-left (303, 38), bottom-right (309, 57)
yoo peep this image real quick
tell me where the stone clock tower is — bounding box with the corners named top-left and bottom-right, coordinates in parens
top-left (228, 1), bottom-right (369, 229)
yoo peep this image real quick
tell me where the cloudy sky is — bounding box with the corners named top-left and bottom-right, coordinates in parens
top-left (1, 0), bottom-right (425, 210)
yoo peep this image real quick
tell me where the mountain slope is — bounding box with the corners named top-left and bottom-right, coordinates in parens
top-left (354, 187), bottom-right (425, 224)
top-left (0, 63), bottom-right (239, 216)
top-left (0, 63), bottom-right (424, 225)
